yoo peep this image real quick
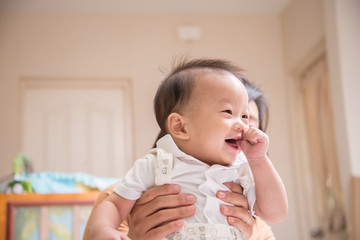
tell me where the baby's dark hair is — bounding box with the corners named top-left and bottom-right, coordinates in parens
top-left (153, 58), bottom-right (245, 135)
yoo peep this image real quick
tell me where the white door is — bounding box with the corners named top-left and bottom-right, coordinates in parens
top-left (21, 78), bottom-right (133, 178)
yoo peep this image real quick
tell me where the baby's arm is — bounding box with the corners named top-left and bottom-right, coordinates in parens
top-left (89, 192), bottom-right (136, 240)
top-left (241, 127), bottom-right (288, 223)
top-left (249, 154), bottom-right (287, 222)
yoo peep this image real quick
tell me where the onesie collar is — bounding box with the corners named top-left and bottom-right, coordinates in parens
top-left (156, 134), bottom-right (190, 159)
top-left (156, 134), bottom-right (245, 167)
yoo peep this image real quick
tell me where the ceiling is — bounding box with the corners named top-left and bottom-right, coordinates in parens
top-left (0, 0), bottom-right (292, 15)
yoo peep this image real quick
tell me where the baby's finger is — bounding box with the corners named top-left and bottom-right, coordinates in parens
top-left (243, 127), bottom-right (258, 142)
top-left (244, 127), bottom-right (267, 145)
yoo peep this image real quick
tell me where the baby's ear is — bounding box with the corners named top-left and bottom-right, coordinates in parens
top-left (167, 113), bottom-right (189, 140)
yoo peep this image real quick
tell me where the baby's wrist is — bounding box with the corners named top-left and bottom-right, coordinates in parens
top-left (247, 155), bottom-right (269, 166)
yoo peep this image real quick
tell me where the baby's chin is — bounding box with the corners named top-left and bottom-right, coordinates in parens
top-left (199, 153), bottom-right (237, 166)
top-left (222, 152), bottom-right (240, 165)
top-left (223, 159), bottom-right (236, 166)
top-left (216, 157), bottom-right (237, 167)
top-left (202, 159), bottom-right (234, 167)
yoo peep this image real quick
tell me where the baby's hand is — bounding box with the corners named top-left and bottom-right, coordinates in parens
top-left (240, 127), bottom-right (269, 162)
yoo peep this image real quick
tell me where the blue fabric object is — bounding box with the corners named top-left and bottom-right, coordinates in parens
top-left (26, 172), bottom-right (120, 194)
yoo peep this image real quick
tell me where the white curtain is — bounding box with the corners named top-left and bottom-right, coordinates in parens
top-left (300, 55), bottom-right (346, 238)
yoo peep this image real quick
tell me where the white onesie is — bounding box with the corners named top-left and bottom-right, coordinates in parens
top-left (114, 134), bottom-right (256, 240)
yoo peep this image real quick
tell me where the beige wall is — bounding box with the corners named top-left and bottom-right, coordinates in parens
top-left (3, 6), bottom-right (348, 239)
top-left (282, 0), bottom-right (325, 71)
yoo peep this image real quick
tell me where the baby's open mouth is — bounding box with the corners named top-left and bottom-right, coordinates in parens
top-left (225, 138), bottom-right (240, 149)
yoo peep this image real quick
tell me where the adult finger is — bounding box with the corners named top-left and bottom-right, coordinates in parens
top-left (136, 184), bottom-right (181, 205)
top-left (218, 181), bottom-right (254, 239)
top-left (227, 215), bottom-right (255, 240)
top-left (223, 181), bottom-right (243, 194)
top-left (150, 205), bottom-right (196, 229)
top-left (130, 192), bottom-right (195, 238)
top-left (220, 203), bottom-right (251, 221)
top-left (130, 205), bottom-right (196, 239)
top-left (132, 192), bottom-right (196, 220)
top-left (217, 182), bottom-right (248, 209)
top-left (140, 219), bottom-right (184, 240)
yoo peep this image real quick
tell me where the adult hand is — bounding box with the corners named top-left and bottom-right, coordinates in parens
top-left (217, 181), bottom-right (255, 240)
top-left (91, 227), bottom-right (131, 240)
top-left (128, 184), bottom-right (196, 240)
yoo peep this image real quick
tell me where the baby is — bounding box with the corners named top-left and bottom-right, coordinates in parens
top-left (90, 58), bottom-right (288, 240)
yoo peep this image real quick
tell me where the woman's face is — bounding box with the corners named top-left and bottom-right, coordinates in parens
top-left (249, 100), bottom-right (259, 128)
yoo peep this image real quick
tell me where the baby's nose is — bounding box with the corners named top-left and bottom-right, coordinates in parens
top-left (233, 120), bottom-right (248, 132)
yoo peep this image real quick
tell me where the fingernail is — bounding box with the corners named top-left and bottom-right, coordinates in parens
top-left (223, 182), bottom-right (231, 189)
top-left (222, 205), bottom-right (229, 213)
top-left (228, 217), bottom-right (235, 223)
top-left (175, 219), bottom-right (184, 227)
top-left (185, 195), bottom-right (195, 202)
top-left (186, 206), bottom-right (195, 212)
top-left (172, 184), bottom-right (180, 192)
top-left (218, 191), bottom-right (226, 199)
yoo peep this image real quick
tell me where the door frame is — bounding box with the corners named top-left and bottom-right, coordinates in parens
top-left (287, 40), bottom-right (327, 239)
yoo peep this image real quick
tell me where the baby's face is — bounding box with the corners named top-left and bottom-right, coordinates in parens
top-left (183, 70), bottom-right (249, 166)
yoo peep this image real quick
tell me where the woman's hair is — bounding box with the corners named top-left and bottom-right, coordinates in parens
top-left (242, 79), bottom-right (269, 132)
top-left (153, 58), bottom-right (244, 135)
top-left (152, 57), bottom-right (269, 148)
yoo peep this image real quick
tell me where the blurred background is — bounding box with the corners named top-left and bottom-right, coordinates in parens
top-left (0, 0), bottom-right (359, 239)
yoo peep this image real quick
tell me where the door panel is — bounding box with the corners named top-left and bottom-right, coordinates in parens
top-left (21, 79), bottom-right (133, 178)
